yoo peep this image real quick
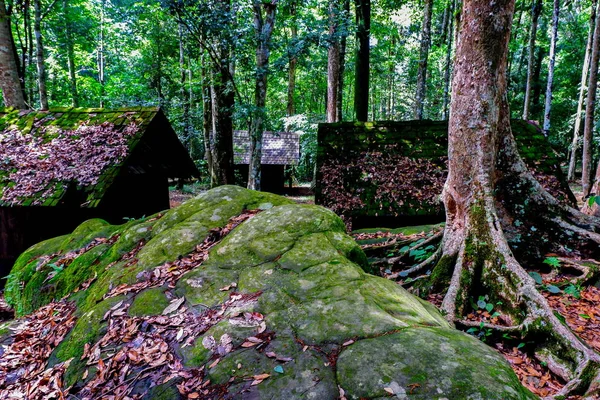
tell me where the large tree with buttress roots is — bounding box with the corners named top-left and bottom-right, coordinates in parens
top-left (429, 0), bottom-right (600, 396)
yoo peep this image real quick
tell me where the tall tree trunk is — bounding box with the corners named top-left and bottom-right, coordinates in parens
top-left (522, 0), bottom-right (542, 120)
top-left (326, 0), bottom-right (341, 123)
top-left (201, 52), bottom-right (215, 185)
top-left (337, 0), bottom-right (349, 121)
top-left (211, 60), bottom-right (235, 185)
top-left (507, 0), bottom-right (524, 90)
top-left (442, 0), bottom-right (456, 120)
top-left (414, 0), bottom-right (433, 120)
top-left (98, 0), bottom-right (105, 108)
top-left (248, 1), bottom-right (276, 191)
top-left (26, 3), bottom-right (34, 105)
top-left (0, 0), bottom-right (26, 108)
top-left (430, 0), bottom-right (600, 395)
top-left (33, 0), bottom-right (48, 110)
top-left (63, 0), bottom-right (78, 107)
top-left (286, 0), bottom-right (297, 117)
top-left (542, 0), bottom-right (559, 136)
top-left (569, 0), bottom-right (598, 181)
top-left (354, 0), bottom-right (370, 121)
top-left (179, 24), bottom-right (191, 152)
top-left (583, 0), bottom-right (600, 197)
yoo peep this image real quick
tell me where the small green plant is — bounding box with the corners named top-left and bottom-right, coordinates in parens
top-left (543, 256), bottom-right (561, 269)
top-left (588, 195), bottom-right (600, 208)
top-left (564, 283), bottom-right (582, 299)
top-left (466, 322), bottom-right (493, 342)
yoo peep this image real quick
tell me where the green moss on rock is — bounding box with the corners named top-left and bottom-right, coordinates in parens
top-left (337, 327), bottom-right (537, 400)
top-left (129, 287), bottom-right (170, 316)
top-left (4, 186), bottom-right (534, 399)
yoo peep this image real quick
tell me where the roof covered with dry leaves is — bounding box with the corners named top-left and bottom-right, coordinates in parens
top-left (233, 130), bottom-right (299, 165)
top-left (0, 107), bottom-right (197, 207)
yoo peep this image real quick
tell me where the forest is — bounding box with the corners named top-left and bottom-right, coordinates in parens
top-left (4, 0), bottom-right (600, 399)
top-left (0, 0), bottom-right (596, 187)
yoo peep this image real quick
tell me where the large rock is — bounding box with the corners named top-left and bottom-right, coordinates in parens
top-left (1, 186), bottom-right (535, 399)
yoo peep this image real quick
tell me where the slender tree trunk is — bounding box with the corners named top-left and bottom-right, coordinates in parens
top-left (336, 0), bottom-right (349, 121)
top-left (569, 0), bottom-right (597, 181)
top-left (248, 1), bottom-right (276, 191)
top-left (63, 0), bottom-right (78, 107)
top-left (414, 0), bottom-right (433, 120)
top-left (326, 0), bottom-right (341, 123)
top-left (201, 53), bottom-right (215, 185)
top-left (14, 1), bottom-right (28, 104)
top-left (522, 0), bottom-right (542, 120)
top-left (542, 0), bottom-right (559, 136)
top-left (507, 1), bottom-right (524, 89)
top-left (179, 24), bottom-right (191, 151)
top-left (211, 61), bottom-right (235, 185)
top-left (98, 0), bottom-right (105, 108)
top-left (583, 0), bottom-right (600, 197)
top-left (0, 0), bottom-right (26, 108)
top-left (33, 0), bottom-right (48, 109)
top-left (286, 0), bottom-right (297, 116)
top-left (354, 0), bottom-right (370, 121)
top-left (442, 0), bottom-right (456, 120)
top-left (26, 3), bottom-right (34, 105)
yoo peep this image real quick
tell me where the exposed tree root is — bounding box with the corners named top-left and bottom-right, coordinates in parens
top-left (371, 230), bottom-right (443, 267)
top-left (432, 190), bottom-right (600, 398)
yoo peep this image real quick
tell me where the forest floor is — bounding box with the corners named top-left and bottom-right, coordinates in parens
top-left (0, 183), bottom-right (595, 398)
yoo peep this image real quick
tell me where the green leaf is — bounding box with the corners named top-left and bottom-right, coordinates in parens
top-left (579, 314), bottom-right (591, 319)
top-left (485, 303), bottom-right (494, 313)
top-left (274, 365), bottom-right (284, 374)
top-left (564, 284), bottom-right (581, 299)
top-left (596, 196), bottom-right (600, 206)
top-left (543, 257), bottom-right (561, 269)
top-left (545, 285), bottom-right (561, 294)
top-left (553, 311), bottom-right (566, 324)
top-left (466, 327), bottom-right (478, 334)
top-left (529, 271), bottom-right (543, 285)
top-left (589, 196), bottom-right (597, 207)
top-left (517, 342), bottom-right (525, 349)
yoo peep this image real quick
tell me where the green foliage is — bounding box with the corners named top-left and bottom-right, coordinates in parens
top-left (543, 257), bottom-right (561, 269)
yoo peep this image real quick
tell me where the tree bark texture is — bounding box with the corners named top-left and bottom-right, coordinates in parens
top-left (0, 0), bottom-right (26, 108)
top-left (354, 0), bottom-right (370, 122)
top-left (583, 0), bottom-right (600, 197)
top-left (414, 0), bottom-right (433, 120)
top-left (248, 1), bottom-right (277, 191)
top-left (326, 0), bottom-right (341, 123)
top-left (542, 0), bottom-right (559, 136)
top-left (522, 0), bottom-right (542, 120)
top-left (568, 0), bottom-right (597, 181)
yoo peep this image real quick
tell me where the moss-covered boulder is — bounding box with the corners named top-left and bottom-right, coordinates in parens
top-left (1, 186), bottom-right (535, 399)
